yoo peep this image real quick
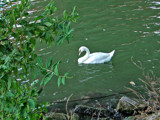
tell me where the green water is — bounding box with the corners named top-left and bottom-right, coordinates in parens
top-left (34, 0), bottom-right (160, 102)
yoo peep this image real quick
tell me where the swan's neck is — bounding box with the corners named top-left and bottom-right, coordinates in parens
top-left (83, 48), bottom-right (90, 60)
top-left (78, 48), bottom-right (90, 63)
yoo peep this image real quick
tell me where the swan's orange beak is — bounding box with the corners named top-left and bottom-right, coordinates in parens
top-left (79, 50), bottom-right (81, 56)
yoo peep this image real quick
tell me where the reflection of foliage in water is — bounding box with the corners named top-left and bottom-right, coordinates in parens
top-left (0, 0), bottom-right (78, 119)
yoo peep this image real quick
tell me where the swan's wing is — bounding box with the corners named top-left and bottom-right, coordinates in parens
top-left (84, 52), bottom-right (110, 64)
top-left (90, 52), bottom-right (110, 58)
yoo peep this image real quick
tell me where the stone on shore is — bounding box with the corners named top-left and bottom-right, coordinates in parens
top-left (116, 96), bottom-right (146, 114)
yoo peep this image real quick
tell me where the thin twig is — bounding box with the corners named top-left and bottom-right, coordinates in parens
top-left (125, 86), bottom-right (145, 101)
top-left (131, 56), bottom-right (144, 71)
top-left (66, 94), bottom-right (73, 120)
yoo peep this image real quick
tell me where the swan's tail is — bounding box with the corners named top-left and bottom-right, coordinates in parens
top-left (110, 50), bottom-right (115, 57)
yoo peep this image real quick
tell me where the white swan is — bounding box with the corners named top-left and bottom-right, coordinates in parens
top-left (78, 46), bottom-right (115, 64)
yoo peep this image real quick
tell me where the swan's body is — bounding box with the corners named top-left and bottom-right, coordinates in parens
top-left (78, 46), bottom-right (115, 64)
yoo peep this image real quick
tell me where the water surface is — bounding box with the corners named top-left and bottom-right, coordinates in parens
top-left (33, 0), bottom-right (160, 102)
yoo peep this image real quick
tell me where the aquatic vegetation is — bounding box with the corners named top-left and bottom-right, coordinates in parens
top-left (0, 0), bottom-right (78, 119)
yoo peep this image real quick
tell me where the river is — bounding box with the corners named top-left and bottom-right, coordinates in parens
top-left (32, 0), bottom-right (160, 103)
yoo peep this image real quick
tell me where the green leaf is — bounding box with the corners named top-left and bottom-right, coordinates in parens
top-left (20, 103), bottom-right (24, 107)
top-left (31, 89), bottom-right (38, 97)
top-left (30, 39), bottom-right (36, 47)
top-left (44, 74), bottom-right (54, 86)
top-left (54, 62), bottom-right (59, 76)
top-left (32, 69), bottom-right (40, 81)
top-left (40, 78), bottom-right (44, 86)
top-left (36, 56), bottom-right (43, 66)
top-left (13, 67), bottom-right (18, 76)
top-left (62, 77), bottom-right (65, 85)
top-left (28, 99), bottom-right (35, 109)
top-left (67, 28), bottom-right (74, 36)
top-left (64, 72), bottom-right (69, 76)
top-left (51, 63), bottom-right (56, 71)
top-left (6, 92), bottom-right (14, 97)
top-left (22, 65), bottom-right (27, 74)
top-left (58, 77), bottom-right (61, 87)
top-left (37, 26), bottom-right (45, 31)
top-left (44, 22), bottom-right (52, 27)
top-left (46, 57), bottom-right (52, 68)
top-left (71, 6), bottom-right (76, 16)
top-left (0, 72), bottom-right (5, 79)
top-left (40, 72), bottom-right (51, 86)
top-left (4, 56), bottom-right (10, 64)
top-left (8, 77), bottom-right (11, 89)
top-left (63, 10), bottom-right (67, 19)
top-left (66, 22), bottom-right (71, 33)
top-left (35, 15), bottom-right (43, 21)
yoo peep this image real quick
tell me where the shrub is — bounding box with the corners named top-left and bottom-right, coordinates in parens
top-left (0, 0), bottom-right (78, 119)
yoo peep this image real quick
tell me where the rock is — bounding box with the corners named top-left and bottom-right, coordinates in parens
top-left (45, 112), bottom-right (80, 120)
top-left (124, 116), bottom-right (135, 120)
top-left (124, 111), bottom-right (160, 120)
top-left (113, 111), bottom-right (124, 120)
top-left (116, 96), bottom-right (138, 113)
top-left (45, 112), bottom-right (66, 120)
top-left (74, 105), bottom-right (112, 117)
top-left (72, 113), bottom-right (79, 120)
top-left (116, 96), bottom-right (146, 115)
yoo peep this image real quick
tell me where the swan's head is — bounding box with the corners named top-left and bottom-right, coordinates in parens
top-left (79, 46), bottom-right (88, 56)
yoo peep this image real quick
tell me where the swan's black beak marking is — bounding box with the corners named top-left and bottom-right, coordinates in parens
top-left (79, 50), bottom-right (81, 56)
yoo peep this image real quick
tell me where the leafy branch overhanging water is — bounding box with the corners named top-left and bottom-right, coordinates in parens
top-left (0, 0), bottom-right (79, 119)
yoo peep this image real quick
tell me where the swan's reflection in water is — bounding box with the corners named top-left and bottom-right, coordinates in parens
top-left (77, 63), bottom-right (114, 83)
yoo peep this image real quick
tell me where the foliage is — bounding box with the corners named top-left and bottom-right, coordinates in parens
top-left (0, 0), bottom-right (78, 119)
